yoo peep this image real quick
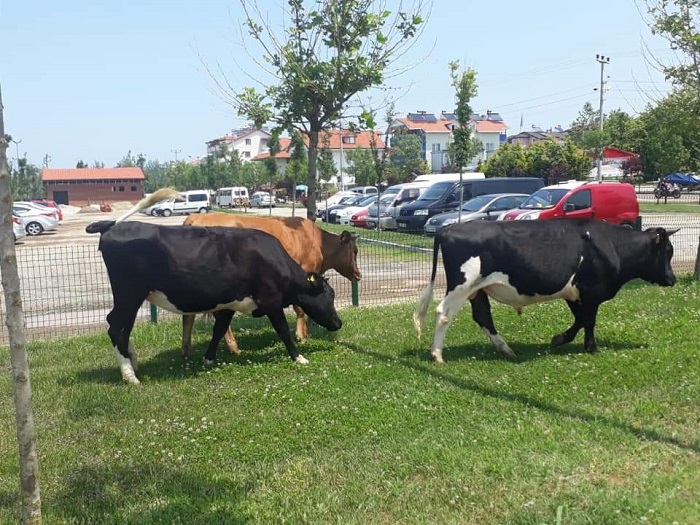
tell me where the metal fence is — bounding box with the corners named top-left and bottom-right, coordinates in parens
top-left (0, 214), bottom-right (698, 345)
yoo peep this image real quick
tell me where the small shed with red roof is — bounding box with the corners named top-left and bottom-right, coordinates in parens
top-left (41, 167), bottom-right (146, 206)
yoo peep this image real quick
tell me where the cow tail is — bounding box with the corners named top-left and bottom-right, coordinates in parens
top-left (413, 235), bottom-right (441, 338)
top-left (114, 187), bottom-right (182, 224)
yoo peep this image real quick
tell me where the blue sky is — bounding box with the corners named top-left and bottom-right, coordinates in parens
top-left (1, 0), bottom-right (674, 169)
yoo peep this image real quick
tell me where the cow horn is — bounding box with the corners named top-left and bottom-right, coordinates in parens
top-left (667, 228), bottom-right (680, 236)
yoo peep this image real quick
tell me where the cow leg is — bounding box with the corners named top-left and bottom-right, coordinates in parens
top-left (551, 301), bottom-right (599, 353)
top-left (431, 287), bottom-right (472, 363)
top-left (293, 304), bottom-right (309, 341)
top-left (223, 326), bottom-right (241, 355)
top-left (106, 297), bottom-right (143, 385)
top-left (470, 290), bottom-right (516, 357)
top-left (267, 309), bottom-right (308, 364)
top-left (203, 310), bottom-right (235, 365)
top-left (181, 314), bottom-right (196, 358)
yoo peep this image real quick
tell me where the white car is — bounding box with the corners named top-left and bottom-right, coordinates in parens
top-left (12, 215), bottom-right (27, 242)
top-left (14, 209), bottom-right (59, 236)
top-left (13, 201), bottom-right (60, 222)
top-left (150, 190), bottom-right (212, 216)
top-left (332, 195), bottom-right (379, 225)
top-left (249, 193), bottom-right (275, 208)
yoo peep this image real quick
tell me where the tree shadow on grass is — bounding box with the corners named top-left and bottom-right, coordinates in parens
top-left (342, 341), bottom-right (700, 454)
top-left (45, 464), bottom-right (251, 524)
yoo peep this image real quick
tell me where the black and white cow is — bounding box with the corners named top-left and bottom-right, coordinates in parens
top-left (414, 219), bottom-right (677, 362)
top-left (86, 189), bottom-right (342, 384)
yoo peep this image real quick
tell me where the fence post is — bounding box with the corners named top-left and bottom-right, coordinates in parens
top-left (351, 281), bottom-right (359, 307)
top-left (694, 235), bottom-right (700, 281)
top-left (634, 215), bottom-right (642, 231)
top-left (150, 303), bottom-right (158, 323)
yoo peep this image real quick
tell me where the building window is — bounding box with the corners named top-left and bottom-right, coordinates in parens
top-left (244, 151), bottom-right (251, 158)
top-left (432, 143), bottom-right (441, 152)
top-left (342, 135), bottom-right (356, 144)
top-left (119, 186), bottom-right (125, 192)
top-left (245, 138), bottom-right (252, 145)
top-left (131, 186), bottom-right (137, 191)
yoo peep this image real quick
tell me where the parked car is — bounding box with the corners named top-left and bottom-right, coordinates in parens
top-left (348, 185), bottom-right (379, 196)
top-left (14, 201), bottom-right (61, 223)
top-left (12, 215), bottom-right (27, 242)
top-left (397, 177), bottom-right (544, 232)
top-left (350, 209), bottom-right (370, 228)
top-left (365, 182), bottom-right (431, 230)
top-left (248, 192), bottom-right (276, 208)
top-left (332, 195), bottom-right (379, 225)
top-left (31, 199), bottom-right (64, 221)
top-left (326, 194), bottom-right (372, 223)
top-left (151, 190), bottom-right (212, 216)
top-left (424, 193), bottom-right (531, 235)
top-left (316, 190), bottom-right (359, 218)
top-left (498, 181), bottom-right (639, 226)
top-left (14, 209), bottom-right (60, 236)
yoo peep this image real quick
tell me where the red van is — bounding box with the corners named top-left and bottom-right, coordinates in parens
top-left (498, 181), bottom-right (639, 226)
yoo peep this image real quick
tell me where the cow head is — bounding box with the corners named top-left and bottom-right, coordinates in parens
top-left (643, 227), bottom-right (678, 287)
top-left (295, 273), bottom-right (343, 331)
top-left (331, 231), bottom-right (362, 282)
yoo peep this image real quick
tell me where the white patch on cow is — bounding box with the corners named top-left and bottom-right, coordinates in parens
top-left (294, 354), bottom-right (309, 365)
top-left (481, 327), bottom-right (515, 356)
top-left (431, 256), bottom-right (484, 363)
top-left (147, 291), bottom-right (259, 316)
top-left (115, 346), bottom-right (140, 385)
top-left (482, 272), bottom-right (580, 308)
top-left (128, 343), bottom-right (138, 372)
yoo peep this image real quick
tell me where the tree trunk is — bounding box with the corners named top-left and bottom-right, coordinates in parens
top-left (306, 129), bottom-right (319, 221)
top-left (0, 86), bottom-right (42, 524)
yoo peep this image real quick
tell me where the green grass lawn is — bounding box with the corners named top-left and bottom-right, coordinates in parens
top-left (639, 202), bottom-right (700, 213)
top-left (1, 280), bottom-right (699, 524)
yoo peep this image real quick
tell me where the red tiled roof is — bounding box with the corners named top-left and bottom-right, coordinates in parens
top-left (42, 167), bottom-right (146, 182)
top-left (396, 117), bottom-right (454, 133)
top-left (474, 120), bottom-right (508, 133)
top-left (252, 131), bottom-right (384, 161)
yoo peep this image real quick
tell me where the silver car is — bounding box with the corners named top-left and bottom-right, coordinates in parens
top-left (249, 193), bottom-right (276, 208)
top-left (423, 193), bottom-right (530, 235)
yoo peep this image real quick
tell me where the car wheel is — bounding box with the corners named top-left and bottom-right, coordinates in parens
top-left (162, 209), bottom-right (172, 217)
top-left (199, 207), bottom-right (208, 213)
top-left (26, 222), bottom-right (44, 236)
top-left (151, 209), bottom-right (159, 216)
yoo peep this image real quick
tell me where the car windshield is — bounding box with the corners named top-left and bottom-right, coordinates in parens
top-left (519, 188), bottom-right (570, 209)
top-left (358, 196), bottom-right (378, 206)
top-left (460, 195), bottom-right (493, 212)
top-left (417, 182), bottom-right (453, 201)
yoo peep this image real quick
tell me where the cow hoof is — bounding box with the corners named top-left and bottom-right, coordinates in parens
top-left (203, 358), bottom-right (216, 366)
top-left (294, 355), bottom-right (309, 365)
top-left (431, 353), bottom-right (445, 364)
top-left (550, 334), bottom-right (565, 347)
top-left (124, 376), bottom-right (141, 386)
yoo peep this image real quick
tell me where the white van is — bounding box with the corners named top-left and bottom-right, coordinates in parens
top-left (412, 172), bottom-right (486, 183)
top-left (153, 190), bottom-right (211, 216)
top-left (215, 187), bottom-right (249, 207)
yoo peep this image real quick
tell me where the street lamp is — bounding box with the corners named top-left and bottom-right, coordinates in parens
top-left (595, 54), bottom-right (610, 181)
top-left (10, 137), bottom-right (22, 168)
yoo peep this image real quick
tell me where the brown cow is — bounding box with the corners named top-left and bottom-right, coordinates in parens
top-left (181, 212), bottom-right (361, 356)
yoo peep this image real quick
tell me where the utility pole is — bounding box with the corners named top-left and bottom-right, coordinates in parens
top-left (338, 116), bottom-right (344, 191)
top-left (596, 54), bottom-right (610, 181)
top-left (9, 138), bottom-right (21, 169)
top-left (171, 148), bottom-right (181, 163)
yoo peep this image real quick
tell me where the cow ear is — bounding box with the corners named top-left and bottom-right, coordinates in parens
top-left (340, 231), bottom-right (359, 243)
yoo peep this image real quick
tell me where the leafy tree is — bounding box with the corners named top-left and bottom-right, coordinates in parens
top-left (483, 142), bottom-right (528, 178)
top-left (76, 160), bottom-right (87, 169)
top-left (226, 0), bottom-right (429, 219)
top-left (345, 148), bottom-right (375, 186)
top-left (116, 151), bottom-right (138, 168)
top-left (390, 133), bottom-right (429, 181)
top-left (317, 131), bottom-right (337, 186)
top-left (644, 0), bottom-right (700, 92)
top-left (263, 129), bottom-right (281, 184)
top-left (285, 131), bottom-right (308, 190)
top-left (91, 160), bottom-right (104, 169)
top-left (447, 60), bottom-right (482, 172)
top-left (11, 158), bottom-right (44, 200)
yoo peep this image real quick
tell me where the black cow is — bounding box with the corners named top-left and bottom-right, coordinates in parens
top-left (414, 219), bottom-right (677, 362)
top-left (86, 189), bottom-right (342, 384)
